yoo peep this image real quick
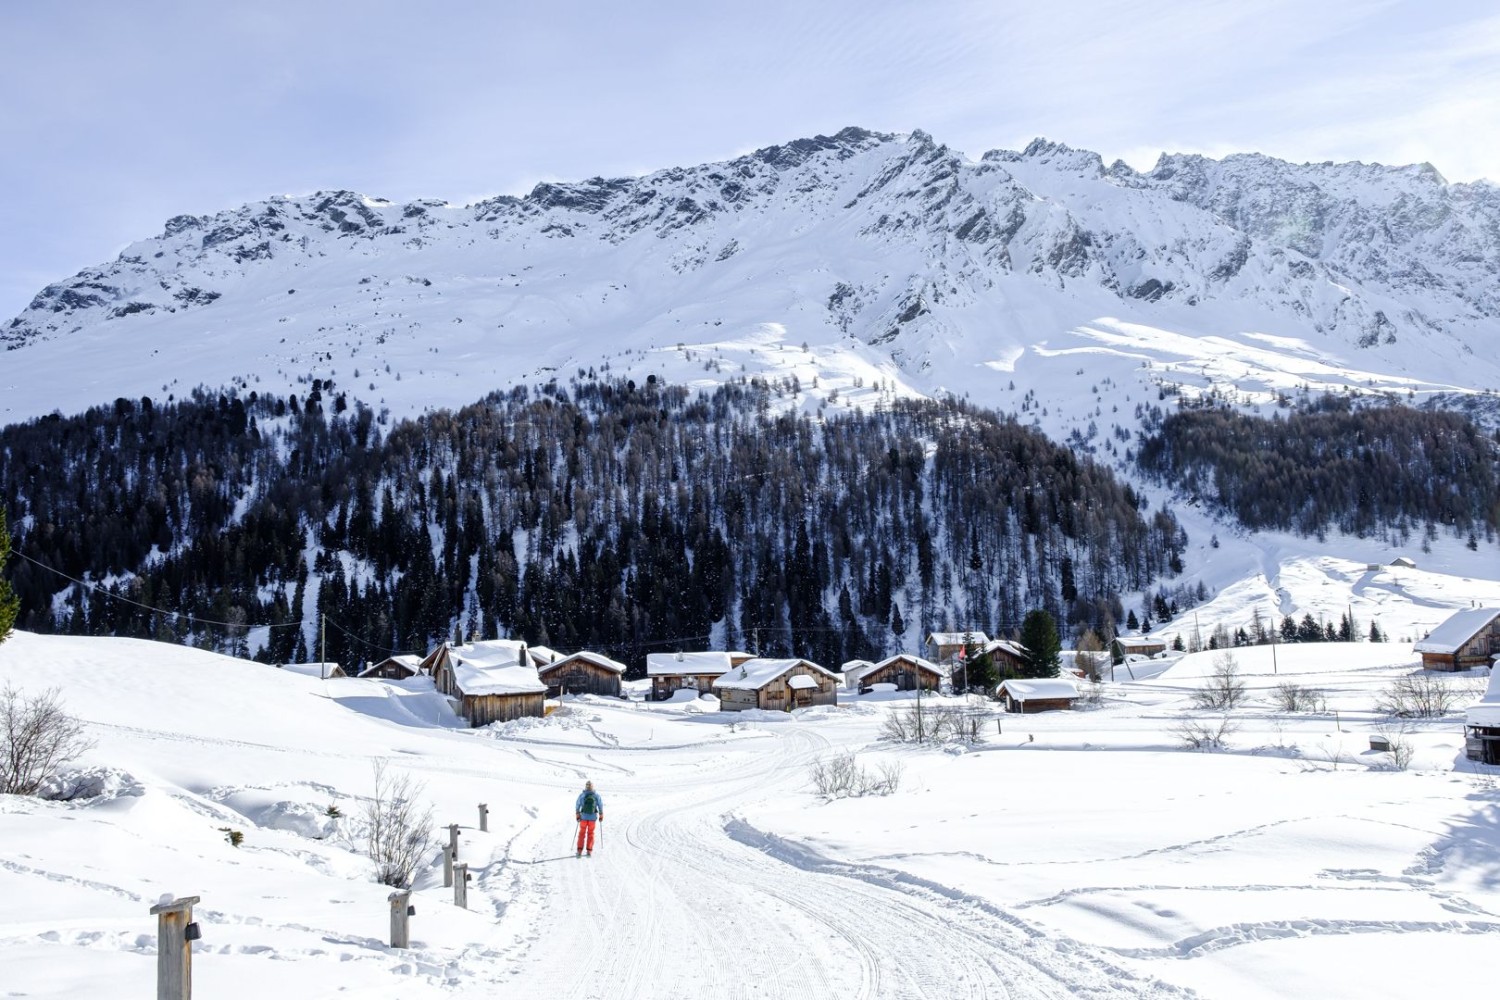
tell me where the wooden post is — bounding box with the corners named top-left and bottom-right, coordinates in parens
top-left (388, 890), bottom-right (412, 948)
top-left (149, 895), bottom-right (200, 1000)
top-left (453, 863), bottom-right (470, 909)
top-left (442, 844), bottom-right (454, 888)
top-left (447, 823), bottom-right (461, 861)
top-left (478, 803), bottom-right (488, 833)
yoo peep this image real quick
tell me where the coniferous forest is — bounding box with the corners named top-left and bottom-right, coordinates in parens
top-left (0, 376), bottom-right (1186, 673)
top-left (1135, 395), bottom-right (1500, 546)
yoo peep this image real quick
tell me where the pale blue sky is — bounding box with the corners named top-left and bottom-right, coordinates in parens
top-left (1, 0), bottom-right (1495, 320)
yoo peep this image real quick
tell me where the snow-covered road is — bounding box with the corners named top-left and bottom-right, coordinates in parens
top-left (483, 722), bottom-right (1184, 1000)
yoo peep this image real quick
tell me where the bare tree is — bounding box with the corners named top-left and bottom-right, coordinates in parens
top-left (1, 686), bottom-right (95, 796)
top-left (364, 760), bottom-right (434, 888)
top-left (1192, 652), bottom-right (1247, 711)
top-left (1172, 715), bottom-right (1238, 751)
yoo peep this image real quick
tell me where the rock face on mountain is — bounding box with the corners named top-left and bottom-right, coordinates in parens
top-left (3, 127), bottom-right (1496, 422)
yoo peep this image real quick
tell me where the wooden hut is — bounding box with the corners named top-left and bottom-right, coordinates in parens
top-left (845, 654), bottom-right (943, 693)
top-left (1414, 607), bottom-right (1500, 671)
top-left (1111, 636), bottom-right (1166, 664)
top-left (713, 658), bottom-right (839, 712)
top-left (647, 651), bottom-right (737, 701)
top-left (982, 639), bottom-right (1029, 677)
top-left (278, 661), bottom-right (346, 679)
top-left (1464, 660), bottom-right (1500, 765)
top-left (539, 651), bottom-right (626, 698)
top-left (996, 678), bottom-right (1080, 714)
top-left (431, 640), bottom-right (545, 726)
top-left (925, 631), bottom-right (989, 666)
top-left (358, 654), bottom-right (423, 680)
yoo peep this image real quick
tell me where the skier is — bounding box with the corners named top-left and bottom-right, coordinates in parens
top-left (575, 780), bottom-right (604, 857)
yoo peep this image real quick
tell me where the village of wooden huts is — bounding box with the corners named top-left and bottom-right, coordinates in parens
top-left (713, 658), bottom-right (840, 712)
top-left (646, 650), bottom-right (754, 701)
top-left (1463, 660), bottom-right (1500, 765)
top-left (996, 678), bottom-right (1081, 714)
top-left (539, 651), bottom-right (626, 699)
top-left (1414, 607), bottom-right (1500, 671)
top-left (843, 653), bottom-right (944, 693)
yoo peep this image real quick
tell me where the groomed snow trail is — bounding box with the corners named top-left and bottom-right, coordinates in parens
top-left (480, 722), bottom-right (1189, 1000)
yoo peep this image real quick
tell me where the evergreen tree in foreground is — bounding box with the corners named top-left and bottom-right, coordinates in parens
top-left (1018, 609), bottom-right (1061, 679)
top-left (0, 508), bottom-right (18, 644)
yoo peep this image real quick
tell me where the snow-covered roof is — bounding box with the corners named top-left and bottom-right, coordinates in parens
top-left (357, 655), bottom-right (421, 678)
top-left (998, 678), bottom-right (1080, 701)
top-left (646, 651), bottom-right (734, 677)
top-left (446, 639), bottom-right (530, 665)
top-left (1466, 662), bottom-right (1500, 728)
top-left (449, 654), bottom-right (546, 696)
top-left (1114, 636), bottom-right (1166, 650)
top-left (541, 650), bottom-right (627, 675)
top-left (927, 631), bottom-right (989, 647)
top-left (713, 658), bottom-right (836, 691)
top-left (528, 645), bottom-right (561, 666)
top-left (787, 674), bottom-right (818, 690)
top-left (845, 654), bottom-right (942, 686)
top-left (983, 639), bottom-right (1028, 659)
top-left (1414, 608), bottom-right (1500, 654)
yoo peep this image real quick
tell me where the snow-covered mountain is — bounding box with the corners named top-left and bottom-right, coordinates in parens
top-left (3, 127), bottom-right (1497, 433)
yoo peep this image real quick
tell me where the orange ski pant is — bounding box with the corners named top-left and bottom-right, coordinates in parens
top-left (576, 819), bottom-right (597, 853)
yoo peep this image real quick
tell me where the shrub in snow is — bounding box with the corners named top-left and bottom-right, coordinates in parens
top-left (1, 685), bottom-right (94, 796)
top-left (1172, 715), bottom-right (1237, 751)
top-left (363, 761), bottom-right (433, 889)
top-left (220, 827), bottom-right (245, 847)
top-left (881, 704), bottom-right (986, 744)
top-left (1191, 653), bottom-right (1247, 711)
top-left (1372, 721), bottom-right (1416, 771)
top-left (808, 753), bottom-right (902, 798)
top-left (1273, 683), bottom-right (1326, 713)
top-left (1376, 672), bottom-right (1464, 719)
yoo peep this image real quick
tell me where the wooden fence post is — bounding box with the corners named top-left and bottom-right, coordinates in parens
top-left (149, 895), bottom-right (200, 1000)
top-left (478, 803), bottom-right (488, 833)
top-left (453, 863), bottom-right (470, 909)
top-left (447, 823), bottom-right (461, 861)
top-left (388, 890), bottom-right (413, 948)
top-left (442, 844), bottom-right (454, 888)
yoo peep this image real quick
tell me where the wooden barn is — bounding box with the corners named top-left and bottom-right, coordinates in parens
top-left (278, 661), bottom-right (346, 679)
top-left (539, 651), bottom-right (626, 698)
top-left (925, 631), bottom-right (989, 666)
top-left (1414, 607), bottom-right (1500, 671)
top-left (845, 654), bottom-right (943, 693)
top-left (1464, 661), bottom-right (1500, 765)
top-left (646, 651), bottom-right (752, 700)
top-left (431, 640), bottom-right (545, 726)
top-left (996, 678), bottom-right (1080, 714)
top-left (1111, 636), bottom-right (1166, 664)
top-left (713, 658), bottom-right (839, 712)
top-left (982, 639), bottom-right (1029, 677)
top-left (358, 654), bottom-right (422, 680)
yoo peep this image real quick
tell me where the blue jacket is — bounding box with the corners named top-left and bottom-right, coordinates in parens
top-left (576, 789), bottom-right (604, 821)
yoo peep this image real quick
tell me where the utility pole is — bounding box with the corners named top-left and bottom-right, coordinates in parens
top-left (320, 613), bottom-right (327, 681)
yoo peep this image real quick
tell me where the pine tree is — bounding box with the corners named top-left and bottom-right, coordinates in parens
top-left (0, 508), bottom-right (18, 644)
top-left (1017, 610), bottom-right (1061, 679)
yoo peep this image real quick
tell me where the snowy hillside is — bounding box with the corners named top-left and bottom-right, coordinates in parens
top-left (3, 127), bottom-right (1497, 442)
top-left (2, 624), bottom-right (1497, 1000)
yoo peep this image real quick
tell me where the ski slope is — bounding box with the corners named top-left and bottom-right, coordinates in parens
top-left (1, 628), bottom-right (1497, 998)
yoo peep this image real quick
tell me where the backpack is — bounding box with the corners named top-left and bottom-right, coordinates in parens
top-left (581, 791), bottom-right (599, 815)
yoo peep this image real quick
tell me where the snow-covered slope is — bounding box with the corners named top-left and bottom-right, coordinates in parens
top-left (3, 127), bottom-right (1496, 434)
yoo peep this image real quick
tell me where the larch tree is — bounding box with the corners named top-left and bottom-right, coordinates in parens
top-left (0, 509), bottom-right (18, 645)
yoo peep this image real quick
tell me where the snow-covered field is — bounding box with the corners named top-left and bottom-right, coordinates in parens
top-left (2, 610), bottom-right (1496, 999)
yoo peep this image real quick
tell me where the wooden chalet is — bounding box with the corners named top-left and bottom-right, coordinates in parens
top-left (539, 651), bottom-right (626, 698)
top-left (1391, 556), bottom-right (1418, 569)
top-left (982, 639), bottom-right (1029, 677)
top-left (1463, 660), bottom-right (1500, 765)
top-left (1414, 607), bottom-right (1500, 672)
top-left (358, 654), bottom-right (423, 680)
top-left (1111, 636), bottom-right (1166, 664)
top-left (996, 678), bottom-right (1080, 714)
top-left (646, 651), bottom-right (753, 701)
top-left (713, 658), bottom-right (839, 712)
top-left (279, 661), bottom-right (346, 679)
top-left (925, 631), bottom-right (989, 666)
top-left (431, 639), bottom-right (546, 727)
top-left (845, 654), bottom-right (943, 693)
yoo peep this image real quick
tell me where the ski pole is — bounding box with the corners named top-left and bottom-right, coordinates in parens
top-left (574, 819), bottom-right (580, 854)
